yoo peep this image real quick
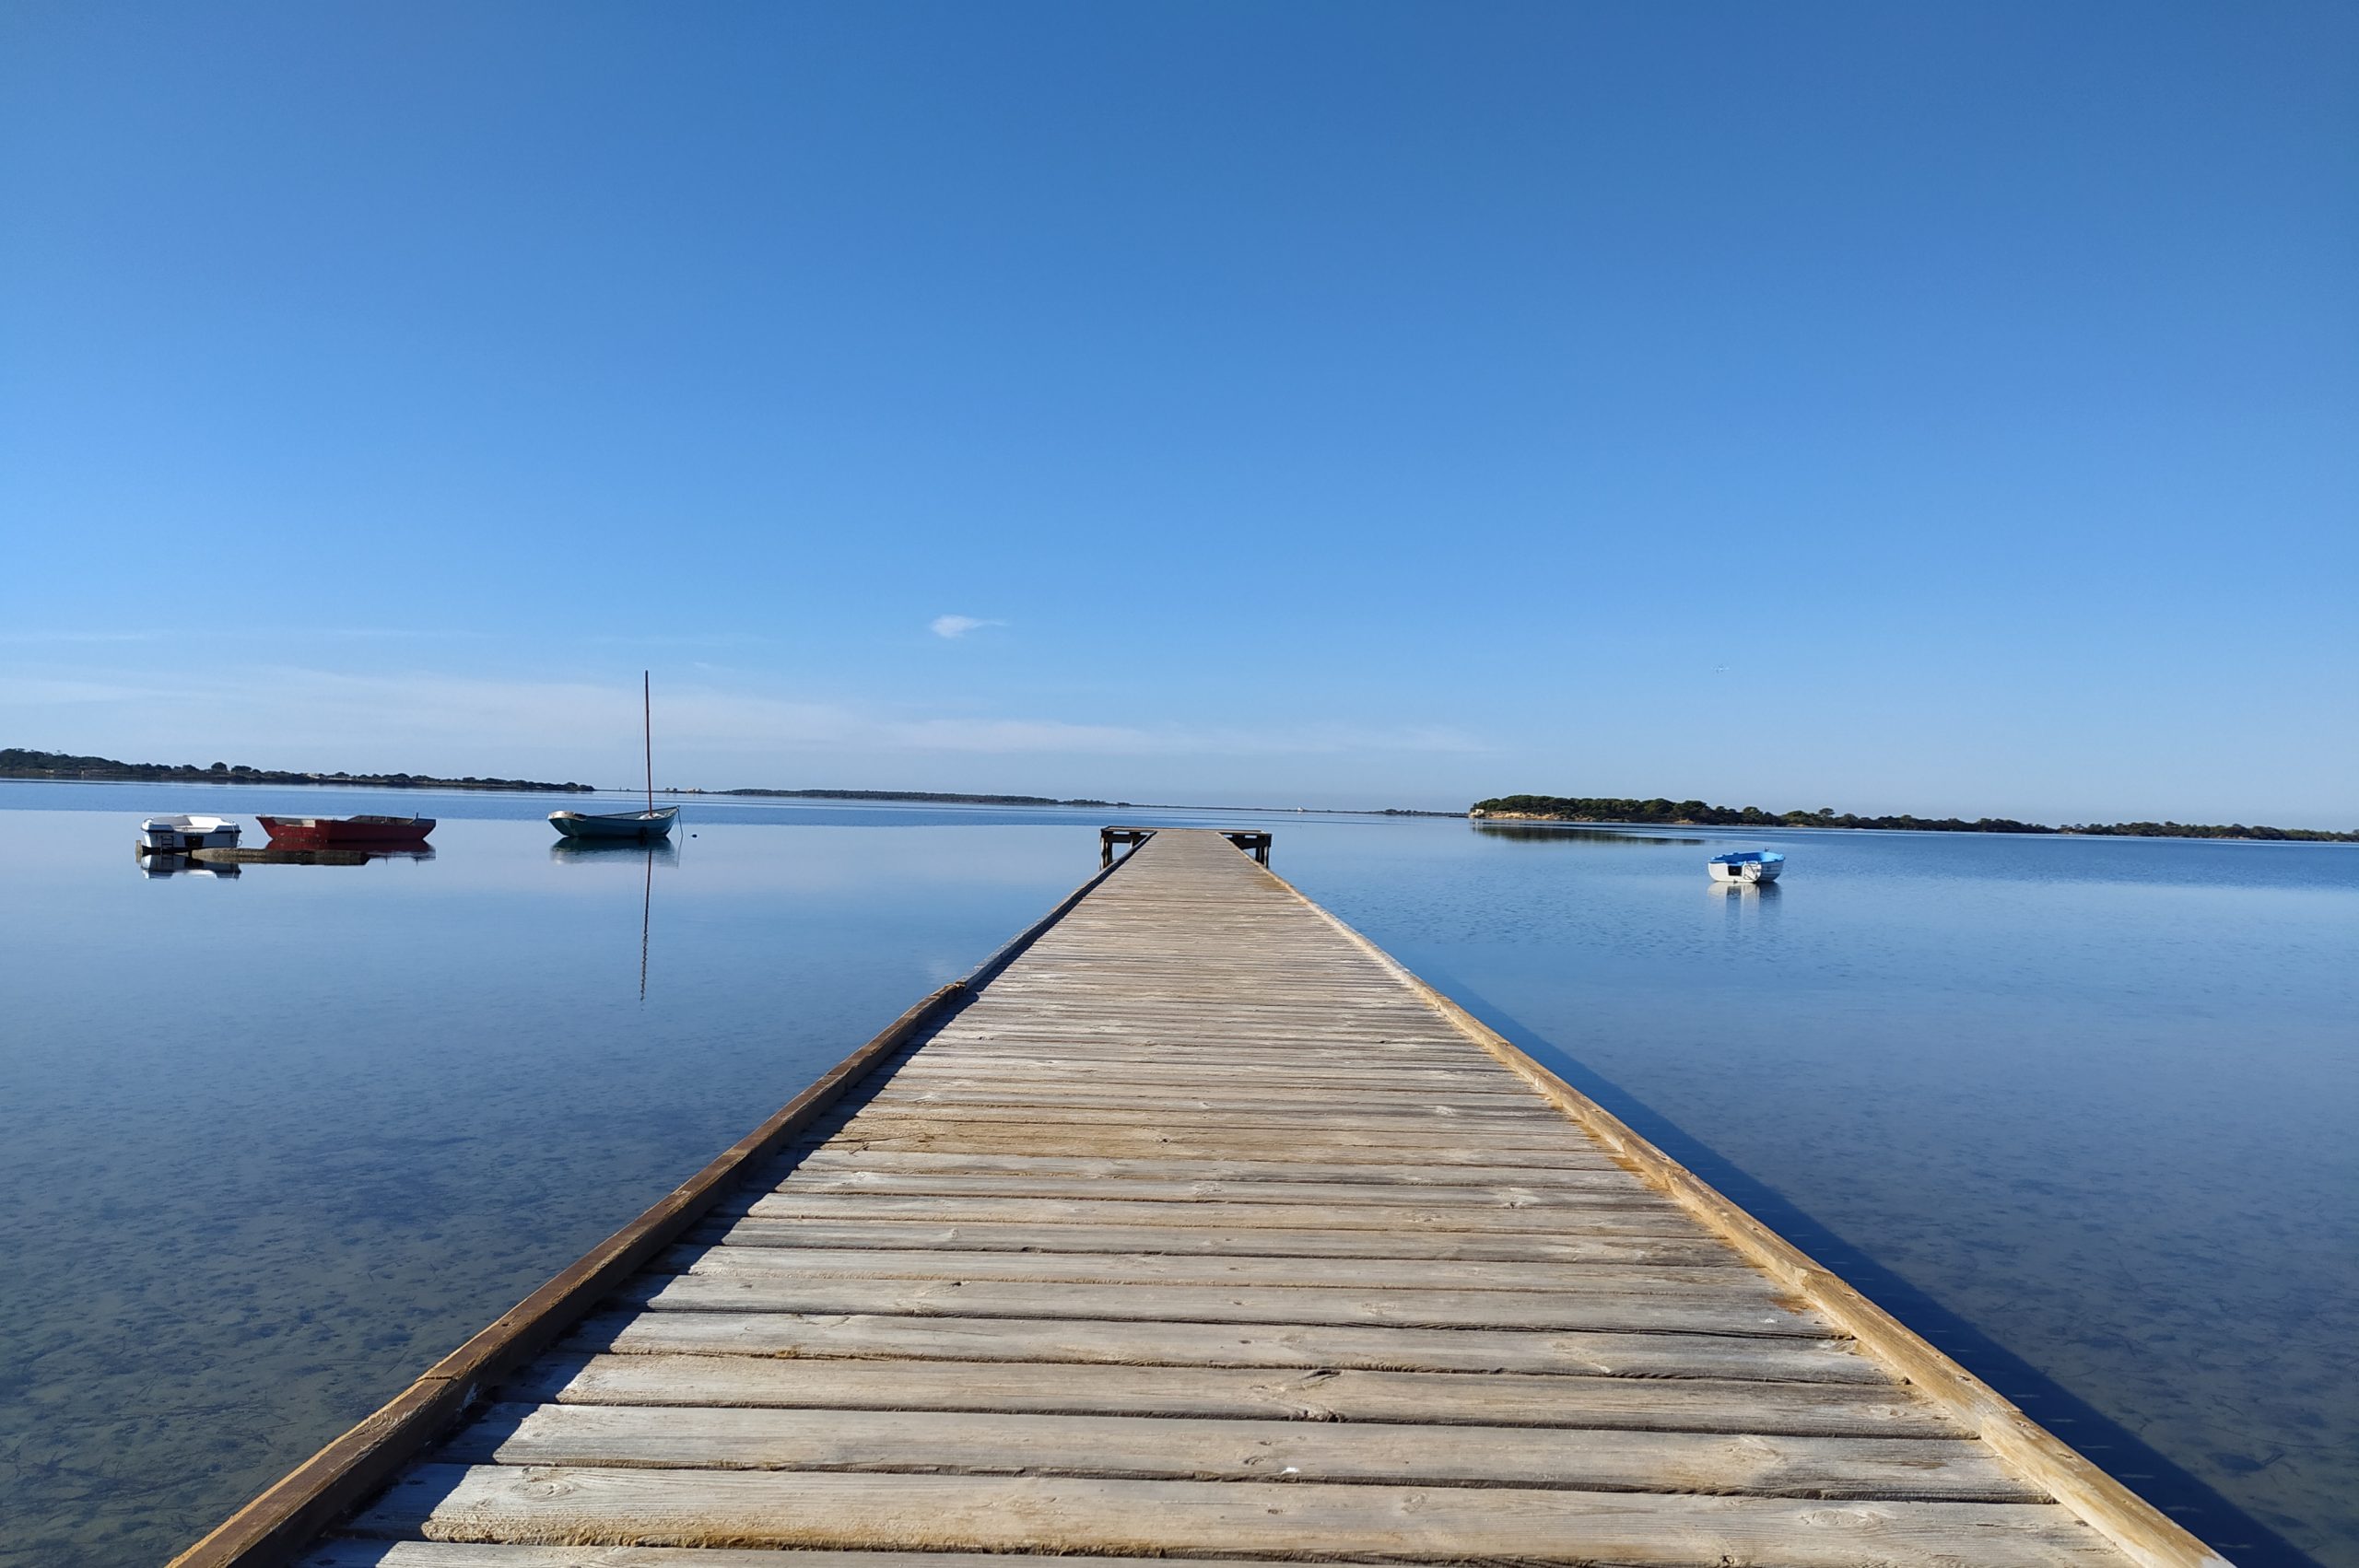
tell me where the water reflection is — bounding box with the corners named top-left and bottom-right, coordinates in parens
top-left (1473, 822), bottom-right (1707, 845)
top-left (547, 837), bottom-right (676, 998)
top-left (1712, 878), bottom-right (1782, 933)
top-left (547, 839), bottom-right (681, 866)
top-left (134, 850), bottom-right (239, 878)
top-left (135, 846), bottom-right (435, 875)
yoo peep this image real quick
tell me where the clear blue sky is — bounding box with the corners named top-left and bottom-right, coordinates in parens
top-left (4, 2), bottom-right (2353, 823)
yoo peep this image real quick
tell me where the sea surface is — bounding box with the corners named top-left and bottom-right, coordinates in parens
top-left (1, 780), bottom-right (2352, 1567)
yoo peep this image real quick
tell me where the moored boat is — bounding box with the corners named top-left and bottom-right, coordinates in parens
top-left (1708, 848), bottom-right (1784, 883)
top-left (138, 814), bottom-right (241, 851)
top-left (552, 671), bottom-right (679, 843)
top-left (257, 814), bottom-right (436, 848)
top-left (549, 805), bottom-right (678, 841)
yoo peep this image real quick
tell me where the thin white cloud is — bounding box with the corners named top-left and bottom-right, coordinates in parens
top-left (930, 614), bottom-right (1005, 639)
top-left (0, 662), bottom-right (1487, 777)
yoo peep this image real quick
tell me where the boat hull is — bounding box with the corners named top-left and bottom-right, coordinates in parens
top-left (1707, 850), bottom-right (1785, 883)
top-left (549, 806), bottom-right (679, 840)
top-left (138, 815), bottom-right (241, 851)
top-left (257, 815), bottom-right (436, 848)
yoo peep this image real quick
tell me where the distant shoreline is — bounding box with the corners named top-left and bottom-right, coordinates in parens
top-left (14, 750), bottom-right (2341, 841)
top-left (1, 749), bottom-right (593, 794)
top-left (1473, 795), bottom-right (2358, 844)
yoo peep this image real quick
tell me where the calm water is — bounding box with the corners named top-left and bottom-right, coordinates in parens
top-left (1, 782), bottom-right (2352, 1566)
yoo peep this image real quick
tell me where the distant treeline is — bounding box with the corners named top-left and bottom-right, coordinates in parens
top-left (1470, 794), bottom-right (2358, 843)
top-left (705, 788), bottom-right (1127, 807)
top-left (2, 748), bottom-right (593, 793)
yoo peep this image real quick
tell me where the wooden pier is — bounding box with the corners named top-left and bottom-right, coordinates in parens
top-left (177, 829), bottom-right (2223, 1568)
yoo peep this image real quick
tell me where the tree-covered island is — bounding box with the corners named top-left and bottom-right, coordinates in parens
top-left (1471, 794), bottom-right (2357, 843)
top-left (1, 748), bottom-right (593, 792)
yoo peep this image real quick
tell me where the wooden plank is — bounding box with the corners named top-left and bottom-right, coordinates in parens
top-left (811, 1127), bottom-right (1623, 1160)
top-left (837, 1098), bottom-right (1571, 1126)
top-left (304, 1547), bottom-right (1426, 1568)
top-left (305, 1547), bottom-right (1454, 1568)
top-left (884, 1056), bottom-right (1520, 1086)
top-left (621, 1274), bottom-right (1822, 1336)
top-left (507, 1351), bottom-right (1958, 1434)
top-left (667, 1243), bottom-right (1756, 1291)
top-left (740, 1192), bottom-right (1684, 1230)
top-left (860, 1084), bottom-right (1549, 1113)
top-left (353, 1466), bottom-right (2124, 1565)
top-left (806, 1126), bottom-right (1630, 1163)
top-left (693, 1217), bottom-right (1731, 1265)
top-left (785, 1137), bottom-right (1619, 1172)
top-left (566, 1306), bottom-right (1892, 1379)
top-left (435, 1402), bottom-right (2033, 1500)
top-left (773, 1147), bottom-right (1624, 1182)
top-left (763, 1169), bottom-right (1658, 1203)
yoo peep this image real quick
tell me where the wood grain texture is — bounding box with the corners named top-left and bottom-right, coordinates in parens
top-left (693, 1216), bottom-right (1731, 1264)
top-left (435, 1402), bottom-right (2033, 1500)
top-left (566, 1309), bottom-right (1891, 1380)
top-left (352, 1465), bottom-right (2125, 1565)
top-left (621, 1273), bottom-right (1819, 1336)
top-left (506, 1352), bottom-right (1961, 1434)
top-left (660, 1242), bottom-right (1758, 1291)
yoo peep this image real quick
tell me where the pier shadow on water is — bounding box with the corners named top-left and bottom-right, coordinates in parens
top-left (1424, 974), bottom-right (2323, 1568)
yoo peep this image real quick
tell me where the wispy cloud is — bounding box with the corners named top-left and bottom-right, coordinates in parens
top-left (0, 629), bottom-right (168, 645)
top-left (930, 614), bottom-right (1006, 639)
top-left (0, 663), bottom-right (1487, 778)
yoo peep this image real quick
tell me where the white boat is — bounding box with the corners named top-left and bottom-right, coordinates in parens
top-left (138, 814), bottom-right (242, 851)
top-left (1708, 849), bottom-right (1784, 883)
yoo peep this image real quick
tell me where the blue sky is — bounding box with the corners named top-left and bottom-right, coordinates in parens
top-left (4, 2), bottom-right (2353, 823)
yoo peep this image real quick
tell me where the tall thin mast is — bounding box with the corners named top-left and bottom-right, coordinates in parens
top-left (643, 670), bottom-right (653, 815)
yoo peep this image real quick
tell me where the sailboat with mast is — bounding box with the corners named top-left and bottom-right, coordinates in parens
top-left (548, 672), bottom-right (681, 841)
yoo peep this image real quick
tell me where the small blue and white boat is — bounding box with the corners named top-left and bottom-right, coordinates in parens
top-left (1708, 849), bottom-right (1784, 884)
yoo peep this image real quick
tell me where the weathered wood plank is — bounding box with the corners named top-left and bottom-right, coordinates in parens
top-left (832, 1102), bottom-right (1582, 1133)
top-left (694, 1217), bottom-right (1731, 1265)
top-left (567, 1308), bottom-right (1889, 1379)
top-left (435, 1403), bottom-right (2033, 1500)
top-left (807, 1123), bottom-right (1615, 1158)
top-left (307, 1547), bottom-right (1454, 1568)
top-left (741, 1192), bottom-right (1685, 1231)
top-left (774, 1147), bottom-right (1624, 1182)
top-left (622, 1274), bottom-right (1823, 1336)
top-left (353, 1466), bottom-right (2123, 1565)
top-left (860, 1085), bottom-right (1551, 1115)
top-left (507, 1352), bottom-right (1957, 1434)
top-left (884, 1057), bottom-right (1520, 1086)
top-left (666, 1243), bottom-right (1757, 1292)
top-left (797, 1131), bottom-right (1623, 1169)
top-left (764, 1169), bottom-right (1659, 1203)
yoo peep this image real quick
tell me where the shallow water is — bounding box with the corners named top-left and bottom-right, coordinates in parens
top-left (1, 783), bottom-right (2351, 1565)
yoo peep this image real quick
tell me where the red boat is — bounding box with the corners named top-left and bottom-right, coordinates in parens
top-left (256, 814), bottom-right (436, 848)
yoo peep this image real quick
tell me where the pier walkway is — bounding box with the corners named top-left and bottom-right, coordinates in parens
top-left (182, 830), bottom-right (2218, 1568)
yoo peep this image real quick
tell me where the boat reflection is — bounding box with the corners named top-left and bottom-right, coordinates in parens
top-left (1708, 872), bottom-right (1774, 900)
top-left (1712, 878), bottom-right (1783, 926)
top-left (136, 846), bottom-right (435, 875)
top-left (548, 839), bottom-right (681, 866)
top-left (547, 837), bottom-right (674, 998)
top-left (135, 849), bottom-right (240, 879)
